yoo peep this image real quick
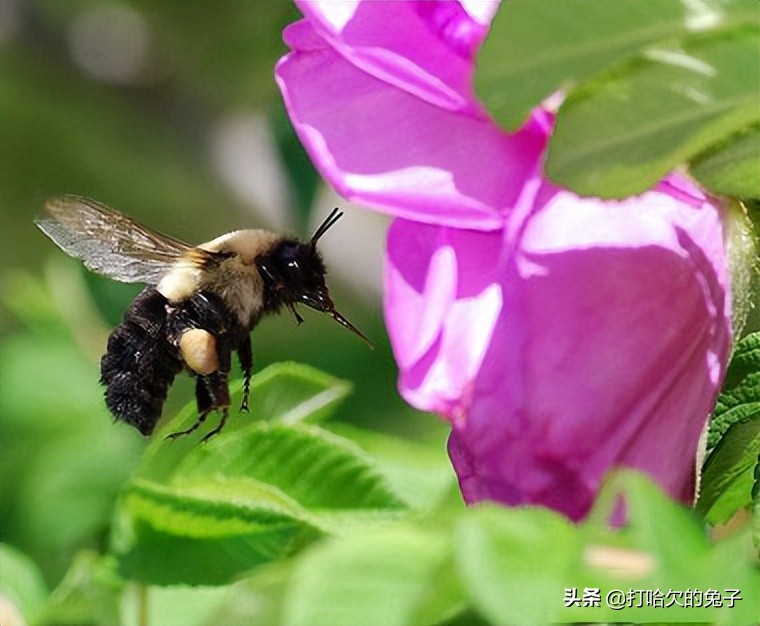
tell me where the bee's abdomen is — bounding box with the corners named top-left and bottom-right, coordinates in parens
top-left (100, 288), bottom-right (182, 435)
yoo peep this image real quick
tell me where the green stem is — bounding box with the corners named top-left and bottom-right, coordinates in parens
top-left (137, 584), bottom-right (149, 626)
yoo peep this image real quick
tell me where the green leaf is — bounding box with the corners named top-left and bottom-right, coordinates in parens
top-left (326, 423), bottom-right (455, 510)
top-left (579, 472), bottom-right (759, 623)
top-left (456, 472), bottom-right (760, 624)
top-left (283, 528), bottom-right (464, 626)
top-left (135, 362), bottom-right (351, 483)
top-left (707, 401), bottom-right (760, 450)
top-left (183, 562), bottom-right (294, 626)
top-left (36, 552), bottom-right (123, 626)
top-left (699, 332), bottom-right (760, 524)
top-left (697, 412), bottom-right (760, 523)
top-left (717, 371), bottom-right (760, 411)
top-left (690, 124), bottom-right (760, 198)
top-left (709, 332), bottom-right (760, 448)
top-left (455, 507), bottom-right (579, 624)
top-left (0, 544), bottom-right (48, 625)
top-left (174, 423), bottom-right (407, 513)
top-left (546, 29), bottom-right (760, 197)
top-left (110, 367), bottom-right (411, 585)
top-left (725, 204), bottom-right (760, 338)
top-left (249, 362), bottom-right (353, 425)
top-left (111, 478), bottom-right (317, 585)
top-left (722, 331), bottom-right (760, 392)
top-left (476, 0), bottom-right (757, 131)
top-left (120, 575), bottom-right (305, 626)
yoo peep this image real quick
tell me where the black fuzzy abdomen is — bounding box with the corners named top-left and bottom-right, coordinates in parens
top-left (100, 288), bottom-right (182, 435)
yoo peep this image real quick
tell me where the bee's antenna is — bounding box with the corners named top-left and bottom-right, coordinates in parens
top-left (310, 208), bottom-right (343, 246)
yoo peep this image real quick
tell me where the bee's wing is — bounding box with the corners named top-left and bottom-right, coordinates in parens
top-left (35, 195), bottom-right (211, 285)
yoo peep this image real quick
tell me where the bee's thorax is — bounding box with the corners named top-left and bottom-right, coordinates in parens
top-left (157, 229), bottom-right (282, 329)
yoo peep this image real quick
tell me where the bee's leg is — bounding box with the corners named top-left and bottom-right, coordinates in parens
top-left (167, 291), bottom-right (242, 441)
top-left (165, 411), bottom-right (211, 440)
top-left (237, 333), bottom-right (252, 413)
top-left (200, 408), bottom-right (229, 444)
top-left (198, 371), bottom-right (231, 443)
top-left (165, 377), bottom-right (213, 440)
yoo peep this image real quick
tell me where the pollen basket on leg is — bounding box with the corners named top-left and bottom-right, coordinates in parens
top-left (179, 328), bottom-right (220, 375)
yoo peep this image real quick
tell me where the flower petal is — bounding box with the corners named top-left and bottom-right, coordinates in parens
top-left (293, 0), bottom-right (496, 113)
top-left (384, 220), bottom-right (457, 371)
top-left (276, 30), bottom-right (549, 229)
top-left (384, 219), bottom-right (505, 417)
top-left (409, 183), bottom-right (730, 520)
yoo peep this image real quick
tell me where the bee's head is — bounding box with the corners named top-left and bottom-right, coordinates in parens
top-left (256, 209), bottom-right (371, 346)
top-left (258, 239), bottom-right (330, 310)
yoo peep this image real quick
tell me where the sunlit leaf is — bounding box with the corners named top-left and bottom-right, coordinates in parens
top-left (174, 423), bottom-right (406, 512)
top-left (134, 363), bottom-right (352, 483)
top-left (722, 331), bottom-right (760, 392)
top-left (326, 423), bottom-right (454, 510)
top-left (241, 362), bottom-right (353, 426)
top-left (455, 507), bottom-right (578, 624)
top-left (111, 478), bottom-right (316, 585)
top-left (476, 0), bottom-right (756, 130)
top-left (709, 332), bottom-right (760, 448)
top-left (284, 528), bottom-right (463, 626)
top-left (690, 124), bottom-right (760, 199)
top-left (546, 30), bottom-right (760, 197)
top-left (111, 365), bottom-right (411, 585)
top-left (697, 413), bottom-right (760, 523)
top-left (698, 333), bottom-right (760, 524)
top-left (457, 472), bottom-right (760, 624)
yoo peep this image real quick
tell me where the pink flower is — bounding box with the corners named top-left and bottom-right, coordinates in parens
top-left (386, 175), bottom-right (731, 520)
top-left (276, 0), bottom-right (548, 230)
top-left (276, 1), bottom-right (732, 520)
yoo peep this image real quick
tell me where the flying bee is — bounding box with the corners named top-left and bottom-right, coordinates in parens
top-left (35, 195), bottom-right (370, 442)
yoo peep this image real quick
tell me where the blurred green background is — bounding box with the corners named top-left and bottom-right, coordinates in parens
top-left (0, 0), bottom-right (443, 591)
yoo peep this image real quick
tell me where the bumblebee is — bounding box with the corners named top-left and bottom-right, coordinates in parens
top-left (36, 196), bottom-right (369, 441)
